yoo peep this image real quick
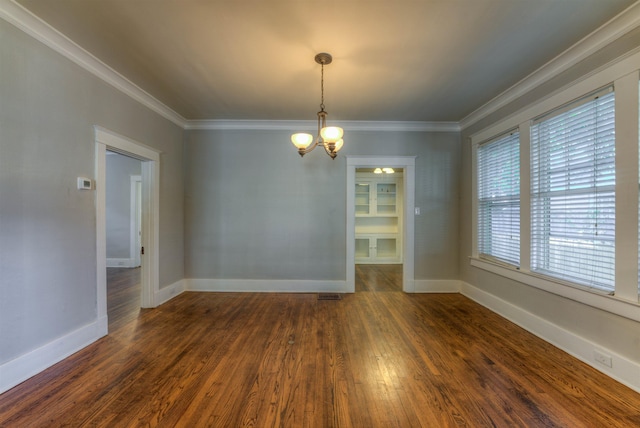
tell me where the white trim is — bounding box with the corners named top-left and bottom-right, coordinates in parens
top-left (470, 257), bottom-right (640, 322)
top-left (0, 0), bottom-right (187, 128)
top-left (95, 143), bottom-right (107, 321)
top-left (0, 317), bottom-right (107, 394)
top-left (106, 258), bottom-right (136, 268)
top-left (155, 279), bottom-right (186, 305)
top-left (186, 279), bottom-right (348, 293)
top-left (95, 126), bottom-right (161, 159)
top-left (414, 280), bottom-right (461, 293)
top-left (614, 71), bottom-right (640, 302)
top-left (460, 1), bottom-right (640, 130)
top-left (460, 281), bottom-right (640, 394)
top-left (185, 119), bottom-right (460, 132)
top-left (471, 49), bottom-right (640, 145)
top-left (3, 0), bottom-right (640, 133)
top-left (95, 127), bottom-right (160, 311)
top-left (130, 175), bottom-right (142, 268)
top-left (346, 156), bottom-right (416, 293)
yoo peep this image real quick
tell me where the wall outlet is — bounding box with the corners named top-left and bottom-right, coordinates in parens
top-left (594, 350), bottom-right (613, 368)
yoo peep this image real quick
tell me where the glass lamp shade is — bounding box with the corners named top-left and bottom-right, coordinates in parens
top-left (334, 139), bottom-right (344, 152)
top-left (382, 167), bottom-right (394, 174)
top-left (320, 126), bottom-right (344, 143)
top-left (291, 133), bottom-right (314, 149)
top-left (374, 168), bottom-right (383, 174)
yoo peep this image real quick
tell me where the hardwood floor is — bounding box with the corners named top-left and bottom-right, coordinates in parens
top-left (1, 265), bottom-right (639, 427)
top-left (107, 267), bottom-right (141, 332)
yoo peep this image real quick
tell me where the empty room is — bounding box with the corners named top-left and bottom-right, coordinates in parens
top-left (1, 0), bottom-right (640, 426)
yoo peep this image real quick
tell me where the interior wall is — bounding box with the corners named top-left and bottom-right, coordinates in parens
top-left (106, 153), bottom-right (141, 260)
top-left (184, 129), bottom-right (460, 282)
top-left (459, 31), bottom-right (640, 365)
top-left (0, 18), bottom-right (185, 366)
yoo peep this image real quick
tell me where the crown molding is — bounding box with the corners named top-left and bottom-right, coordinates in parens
top-left (0, 0), bottom-right (188, 128)
top-left (185, 119), bottom-right (460, 132)
top-left (460, 0), bottom-right (640, 130)
top-left (5, 0), bottom-right (639, 134)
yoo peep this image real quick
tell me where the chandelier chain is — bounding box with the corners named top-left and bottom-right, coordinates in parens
top-left (320, 62), bottom-right (325, 112)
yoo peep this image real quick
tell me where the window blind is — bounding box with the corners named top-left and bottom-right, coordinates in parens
top-left (531, 89), bottom-right (615, 291)
top-left (477, 131), bottom-right (520, 265)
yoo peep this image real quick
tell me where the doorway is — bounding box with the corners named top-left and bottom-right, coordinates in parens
top-left (95, 127), bottom-right (160, 334)
top-left (354, 167), bottom-right (404, 293)
top-left (105, 152), bottom-right (142, 330)
top-left (346, 156), bottom-right (416, 293)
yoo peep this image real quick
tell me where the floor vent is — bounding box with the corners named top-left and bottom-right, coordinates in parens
top-left (318, 293), bottom-right (342, 301)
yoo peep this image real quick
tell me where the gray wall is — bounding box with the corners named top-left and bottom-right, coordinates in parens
top-left (459, 29), bottom-right (640, 364)
top-left (0, 19), bottom-right (184, 364)
top-left (185, 129), bottom-right (460, 281)
top-left (106, 154), bottom-right (141, 259)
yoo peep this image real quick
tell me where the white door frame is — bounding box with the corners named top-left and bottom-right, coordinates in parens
top-left (346, 156), bottom-right (416, 292)
top-left (95, 127), bottom-right (161, 326)
top-left (130, 175), bottom-right (142, 268)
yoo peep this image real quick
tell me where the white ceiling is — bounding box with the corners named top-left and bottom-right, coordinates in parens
top-left (12, 0), bottom-right (638, 122)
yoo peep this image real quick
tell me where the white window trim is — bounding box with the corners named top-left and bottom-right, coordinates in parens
top-left (470, 257), bottom-right (640, 322)
top-left (471, 49), bottom-right (640, 322)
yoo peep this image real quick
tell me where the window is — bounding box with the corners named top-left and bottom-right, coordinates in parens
top-left (477, 132), bottom-right (520, 265)
top-left (530, 88), bottom-right (615, 292)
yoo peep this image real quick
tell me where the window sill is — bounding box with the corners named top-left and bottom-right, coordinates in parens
top-left (469, 257), bottom-right (640, 322)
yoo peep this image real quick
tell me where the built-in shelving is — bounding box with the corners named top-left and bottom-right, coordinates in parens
top-left (354, 172), bottom-right (403, 264)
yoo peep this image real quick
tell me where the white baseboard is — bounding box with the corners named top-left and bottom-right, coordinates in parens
top-left (460, 281), bottom-right (640, 394)
top-left (155, 279), bottom-right (186, 306)
top-left (106, 258), bottom-right (137, 268)
top-left (0, 316), bottom-right (107, 395)
top-left (414, 279), bottom-right (461, 293)
top-left (186, 278), bottom-right (348, 293)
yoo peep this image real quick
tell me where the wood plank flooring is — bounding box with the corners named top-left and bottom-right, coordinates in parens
top-left (107, 267), bottom-right (141, 332)
top-left (1, 265), bottom-right (639, 427)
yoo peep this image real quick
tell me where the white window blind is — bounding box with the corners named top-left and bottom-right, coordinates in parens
top-left (531, 88), bottom-right (615, 292)
top-left (477, 132), bottom-right (520, 265)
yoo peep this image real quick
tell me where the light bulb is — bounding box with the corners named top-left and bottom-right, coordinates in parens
top-left (291, 133), bottom-right (313, 149)
top-left (320, 126), bottom-right (344, 143)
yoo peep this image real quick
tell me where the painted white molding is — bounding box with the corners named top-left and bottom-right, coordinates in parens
top-left (95, 127), bottom-right (161, 310)
top-left (0, 0), bottom-right (187, 128)
top-left (460, 281), bottom-right (640, 394)
top-left (470, 49), bottom-right (640, 145)
top-left (346, 156), bottom-right (416, 293)
top-left (413, 280), bottom-right (461, 293)
top-left (460, 1), bottom-right (640, 130)
top-left (106, 258), bottom-right (137, 268)
top-left (185, 119), bottom-right (460, 132)
top-left (186, 279), bottom-right (348, 293)
top-left (130, 175), bottom-right (142, 268)
top-left (0, 317), bottom-right (107, 394)
top-left (470, 257), bottom-right (640, 322)
top-left (155, 279), bottom-right (186, 306)
top-left (3, 0), bottom-right (640, 134)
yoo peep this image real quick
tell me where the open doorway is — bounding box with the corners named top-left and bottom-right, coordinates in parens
top-left (95, 127), bottom-right (160, 335)
top-left (105, 152), bottom-right (142, 330)
top-left (346, 156), bottom-right (416, 293)
top-left (355, 167), bottom-right (404, 292)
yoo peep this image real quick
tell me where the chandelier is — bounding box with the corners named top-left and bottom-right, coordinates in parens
top-left (291, 53), bottom-right (344, 159)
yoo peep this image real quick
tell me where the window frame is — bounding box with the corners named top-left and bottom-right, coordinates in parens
top-left (470, 52), bottom-right (640, 322)
top-left (529, 88), bottom-right (616, 292)
top-left (476, 130), bottom-right (521, 267)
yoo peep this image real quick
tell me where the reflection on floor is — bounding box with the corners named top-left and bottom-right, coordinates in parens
top-left (355, 264), bottom-right (402, 292)
top-left (107, 267), bottom-right (141, 331)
